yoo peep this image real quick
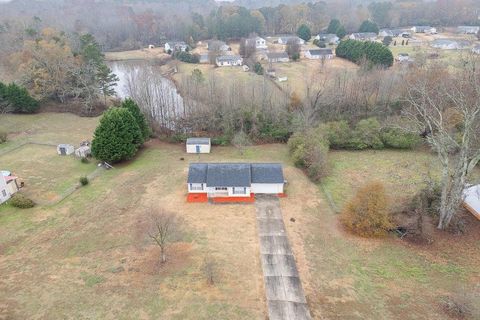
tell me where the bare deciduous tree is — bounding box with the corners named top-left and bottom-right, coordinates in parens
top-left (404, 59), bottom-right (480, 229)
top-left (202, 254), bottom-right (218, 286)
top-left (147, 209), bottom-right (180, 264)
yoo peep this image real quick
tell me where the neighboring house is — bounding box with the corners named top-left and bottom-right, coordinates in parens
top-left (431, 39), bottom-right (471, 50)
top-left (267, 52), bottom-right (289, 63)
top-left (186, 138), bottom-right (211, 154)
top-left (199, 53), bottom-right (209, 64)
top-left (379, 29), bottom-right (405, 37)
top-left (463, 185), bottom-right (480, 220)
top-left (349, 33), bottom-right (377, 41)
top-left (305, 48), bottom-right (334, 59)
top-left (411, 26), bottom-right (437, 34)
top-left (0, 171), bottom-right (19, 204)
top-left (472, 44), bottom-right (480, 54)
top-left (397, 53), bottom-right (411, 62)
top-left (314, 33), bottom-right (340, 44)
top-left (457, 26), bottom-right (480, 34)
top-left (187, 163), bottom-right (285, 203)
top-left (164, 41), bottom-right (188, 53)
top-left (207, 40), bottom-right (229, 52)
top-left (277, 35), bottom-right (305, 45)
top-left (246, 36), bottom-right (268, 49)
top-left (57, 144), bottom-right (74, 156)
top-left (215, 55), bottom-right (243, 67)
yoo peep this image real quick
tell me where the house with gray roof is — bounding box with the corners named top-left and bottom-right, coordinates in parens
top-left (267, 51), bottom-right (289, 63)
top-left (165, 41), bottom-right (188, 53)
top-left (215, 55), bottom-right (243, 67)
top-left (457, 26), bottom-right (480, 34)
top-left (349, 33), bottom-right (377, 41)
top-left (187, 163), bottom-right (285, 200)
top-left (314, 33), bottom-right (340, 44)
top-left (431, 39), bottom-right (471, 50)
top-left (305, 48), bottom-right (334, 60)
top-left (277, 35), bottom-right (305, 45)
top-left (411, 26), bottom-right (437, 34)
top-left (207, 40), bottom-right (230, 52)
top-left (186, 138), bottom-right (211, 154)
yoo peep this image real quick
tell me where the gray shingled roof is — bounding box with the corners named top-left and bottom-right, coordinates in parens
top-left (267, 52), bottom-right (289, 59)
top-left (251, 163), bottom-right (284, 184)
top-left (187, 163), bottom-right (284, 187)
top-left (187, 163), bottom-right (208, 184)
top-left (308, 48), bottom-right (333, 56)
top-left (186, 138), bottom-right (211, 145)
top-left (216, 55), bottom-right (242, 63)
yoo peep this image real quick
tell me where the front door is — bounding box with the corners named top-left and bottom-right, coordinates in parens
top-left (196, 145), bottom-right (201, 153)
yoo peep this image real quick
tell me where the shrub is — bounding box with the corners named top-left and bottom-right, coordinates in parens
top-left (380, 128), bottom-right (421, 149)
top-left (79, 176), bottom-right (89, 186)
top-left (0, 131), bottom-right (7, 144)
top-left (91, 108), bottom-right (142, 163)
top-left (0, 82), bottom-right (39, 114)
top-left (336, 39), bottom-right (393, 67)
top-left (354, 118), bottom-right (384, 149)
top-left (341, 181), bottom-right (393, 237)
top-left (291, 53), bottom-right (300, 61)
top-left (211, 135), bottom-right (231, 146)
top-left (121, 98), bottom-right (150, 143)
top-left (321, 121), bottom-right (351, 149)
top-left (253, 62), bottom-right (264, 75)
top-left (174, 51), bottom-right (200, 63)
top-left (9, 193), bottom-right (35, 208)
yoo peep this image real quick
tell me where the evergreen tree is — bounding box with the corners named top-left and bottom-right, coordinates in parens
top-left (336, 25), bottom-right (347, 39)
top-left (97, 64), bottom-right (119, 105)
top-left (0, 82), bottom-right (39, 113)
top-left (121, 98), bottom-right (150, 143)
top-left (297, 24), bottom-right (311, 42)
top-left (91, 108), bottom-right (142, 163)
top-left (327, 19), bottom-right (341, 34)
top-left (358, 20), bottom-right (379, 34)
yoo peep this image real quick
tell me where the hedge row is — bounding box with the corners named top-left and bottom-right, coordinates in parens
top-left (336, 39), bottom-right (394, 67)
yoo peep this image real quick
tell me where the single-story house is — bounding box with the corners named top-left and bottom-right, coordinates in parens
top-left (457, 26), bottom-right (480, 34)
top-left (314, 33), bottom-right (340, 44)
top-left (379, 29), bottom-right (405, 37)
top-left (463, 185), bottom-right (480, 220)
top-left (349, 33), bottom-right (377, 41)
top-left (305, 48), bottom-right (334, 60)
top-left (430, 39), bottom-right (471, 50)
top-left (246, 36), bottom-right (268, 49)
top-left (215, 55), bottom-right (243, 67)
top-left (57, 144), bottom-right (74, 155)
top-left (207, 40), bottom-right (230, 52)
top-left (267, 51), bottom-right (289, 63)
top-left (277, 35), bottom-right (305, 45)
top-left (186, 138), bottom-right (211, 154)
top-left (411, 26), bottom-right (437, 34)
top-left (164, 41), bottom-right (188, 53)
top-left (0, 171), bottom-right (20, 204)
top-left (472, 45), bottom-right (480, 54)
top-left (187, 163), bottom-right (285, 202)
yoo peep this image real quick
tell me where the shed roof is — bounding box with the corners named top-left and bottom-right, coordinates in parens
top-left (186, 138), bottom-right (211, 145)
top-left (464, 185), bottom-right (480, 215)
top-left (308, 48), bottom-right (333, 56)
top-left (187, 163), bottom-right (284, 187)
top-left (216, 55), bottom-right (242, 62)
top-left (267, 52), bottom-right (289, 59)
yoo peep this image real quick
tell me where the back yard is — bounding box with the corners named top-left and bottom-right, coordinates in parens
top-left (0, 113), bottom-right (479, 319)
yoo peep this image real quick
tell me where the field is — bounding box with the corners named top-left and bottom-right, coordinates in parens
top-left (105, 47), bottom-right (170, 61)
top-left (0, 113), bottom-right (479, 319)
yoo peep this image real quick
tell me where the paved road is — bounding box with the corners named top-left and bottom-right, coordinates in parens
top-left (255, 196), bottom-right (312, 320)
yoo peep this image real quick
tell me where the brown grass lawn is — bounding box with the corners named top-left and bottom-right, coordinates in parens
top-left (0, 113), bottom-right (479, 319)
top-left (105, 47), bottom-right (169, 61)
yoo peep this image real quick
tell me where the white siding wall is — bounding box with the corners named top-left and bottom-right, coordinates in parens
top-left (251, 183), bottom-right (284, 194)
top-left (206, 186), bottom-right (251, 197)
top-left (188, 183), bottom-right (207, 193)
top-left (186, 144), bottom-right (211, 153)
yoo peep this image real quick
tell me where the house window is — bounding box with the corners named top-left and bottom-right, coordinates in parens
top-left (215, 187), bottom-right (228, 191)
top-left (190, 184), bottom-right (203, 191)
top-left (1, 190), bottom-right (6, 197)
top-left (233, 187), bottom-right (247, 195)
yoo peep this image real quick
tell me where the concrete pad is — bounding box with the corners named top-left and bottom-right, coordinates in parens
top-left (259, 235), bottom-right (292, 255)
top-left (258, 218), bottom-right (287, 236)
top-left (261, 254), bottom-right (299, 277)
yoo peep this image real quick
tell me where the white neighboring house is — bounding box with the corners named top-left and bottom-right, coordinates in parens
top-left (457, 26), bottom-right (480, 34)
top-left (411, 26), bottom-right (437, 34)
top-left (463, 185), bottom-right (480, 220)
top-left (349, 33), bottom-right (377, 41)
top-left (277, 35), bottom-right (305, 45)
top-left (431, 39), bottom-right (471, 50)
top-left (57, 144), bottom-right (74, 155)
top-left (164, 41), bottom-right (188, 53)
top-left (305, 48), bottom-right (334, 60)
top-left (215, 55), bottom-right (243, 67)
top-left (267, 52), bottom-right (289, 63)
top-left (246, 36), bottom-right (268, 49)
top-left (397, 53), bottom-right (411, 62)
top-left (379, 29), bottom-right (405, 37)
top-left (187, 163), bottom-right (285, 198)
top-left (186, 138), bottom-right (211, 154)
top-left (314, 33), bottom-right (340, 44)
top-left (207, 40), bottom-right (230, 52)
top-left (472, 45), bottom-right (480, 54)
top-left (0, 171), bottom-right (19, 204)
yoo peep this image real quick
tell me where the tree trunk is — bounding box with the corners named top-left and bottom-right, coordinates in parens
top-left (161, 247), bottom-right (166, 263)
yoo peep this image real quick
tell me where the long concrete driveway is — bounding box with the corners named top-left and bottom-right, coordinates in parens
top-left (255, 196), bottom-right (312, 320)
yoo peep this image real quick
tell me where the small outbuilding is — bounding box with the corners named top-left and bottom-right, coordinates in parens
top-left (186, 138), bottom-right (211, 154)
top-left (0, 171), bottom-right (20, 204)
top-left (57, 144), bottom-right (74, 156)
top-left (463, 185), bottom-right (480, 220)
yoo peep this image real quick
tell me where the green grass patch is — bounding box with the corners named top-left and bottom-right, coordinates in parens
top-left (81, 272), bottom-right (106, 287)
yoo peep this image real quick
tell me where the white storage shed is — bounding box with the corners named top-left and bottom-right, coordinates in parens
top-left (57, 144), bottom-right (74, 155)
top-left (186, 138), bottom-right (211, 154)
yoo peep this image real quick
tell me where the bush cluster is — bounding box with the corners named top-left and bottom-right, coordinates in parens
top-left (79, 176), bottom-right (89, 186)
top-left (0, 82), bottom-right (39, 113)
top-left (288, 128), bottom-right (329, 182)
top-left (10, 193), bottom-right (35, 209)
top-left (336, 39), bottom-right (394, 67)
top-left (174, 51), bottom-right (200, 64)
top-left (341, 181), bottom-right (393, 237)
top-left (322, 118), bottom-right (421, 150)
top-left (0, 131), bottom-right (7, 144)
